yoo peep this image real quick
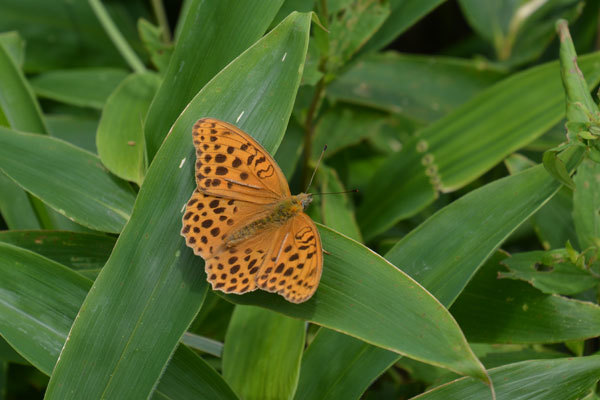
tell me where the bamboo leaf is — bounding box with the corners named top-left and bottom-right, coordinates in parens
top-left (223, 224), bottom-right (489, 383)
top-left (573, 158), bottom-right (600, 249)
top-left (0, 128), bottom-right (136, 233)
top-left (414, 355), bottom-right (600, 400)
top-left (144, 0), bottom-right (285, 160)
top-left (44, 13), bottom-right (312, 399)
top-left (359, 52), bottom-right (600, 239)
top-left (223, 306), bottom-right (305, 400)
top-left (451, 252), bottom-right (600, 344)
top-left (0, 242), bottom-right (238, 400)
top-left (30, 68), bottom-right (129, 109)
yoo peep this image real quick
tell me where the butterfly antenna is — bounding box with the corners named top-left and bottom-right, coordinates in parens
top-left (312, 189), bottom-right (359, 196)
top-left (305, 145), bottom-right (327, 192)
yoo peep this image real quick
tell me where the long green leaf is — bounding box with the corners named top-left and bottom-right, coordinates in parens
top-left (0, 41), bottom-right (46, 133)
top-left (385, 158), bottom-right (577, 306)
top-left (327, 52), bottom-right (505, 123)
top-left (223, 306), bottom-right (305, 400)
top-left (0, 128), bottom-right (136, 233)
top-left (30, 68), bottom-right (129, 109)
top-left (359, 0), bottom-right (446, 54)
top-left (414, 355), bottom-right (600, 400)
top-left (359, 52), bottom-right (600, 239)
top-left (0, 230), bottom-right (115, 271)
top-left (0, 242), bottom-right (238, 400)
top-left (573, 158), bottom-right (600, 249)
top-left (44, 12), bottom-right (312, 399)
top-left (294, 329), bottom-right (397, 400)
top-left (0, 0), bottom-right (140, 72)
top-left (223, 224), bottom-right (488, 383)
top-left (144, 0), bottom-right (284, 160)
top-left (0, 34), bottom-right (45, 229)
top-left (294, 148), bottom-right (584, 399)
top-left (450, 252), bottom-right (600, 344)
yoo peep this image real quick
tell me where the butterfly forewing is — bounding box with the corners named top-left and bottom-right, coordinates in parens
top-left (192, 118), bottom-right (290, 204)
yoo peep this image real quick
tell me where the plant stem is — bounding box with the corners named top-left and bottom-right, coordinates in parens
top-left (151, 0), bottom-right (172, 43)
top-left (88, 0), bottom-right (146, 73)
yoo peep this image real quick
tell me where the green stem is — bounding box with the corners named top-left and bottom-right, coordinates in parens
top-left (88, 0), bottom-right (146, 73)
top-left (151, 0), bottom-right (172, 43)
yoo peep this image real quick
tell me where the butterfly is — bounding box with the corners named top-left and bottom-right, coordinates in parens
top-left (181, 118), bottom-right (322, 303)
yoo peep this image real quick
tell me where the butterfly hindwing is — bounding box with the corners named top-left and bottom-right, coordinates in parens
top-left (256, 213), bottom-right (323, 303)
top-left (191, 118), bottom-right (291, 204)
top-left (204, 228), bottom-right (280, 294)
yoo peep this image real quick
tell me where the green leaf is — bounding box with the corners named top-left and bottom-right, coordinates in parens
top-left (318, 166), bottom-right (362, 241)
top-left (224, 225), bottom-right (489, 383)
top-left (294, 149), bottom-right (585, 399)
top-left (543, 150), bottom-right (575, 189)
top-left (46, 114), bottom-right (99, 153)
top-left (30, 68), bottom-right (129, 109)
top-left (311, 105), bottom-right (387, 159)
top-left (531, 187), bottom-right (578, 250)
top-left (97, 72), bottom-right (160, 185)
top-left (327, 52), bottom-right (505, 123)
top-left (359, 0), bottom-right (446, 54)
top-left (556, 19), bottom-right (598, 122)
top-left (499, 249), bottom-right (598, 295)
top-left (144, 0), bottom-right (285, 160)
top-left (0, 242), bottom-right (238, 400)
top-left (0, 31), bottom-right (25, 68)
top-left (0, 38), bottom-right (46, 229)
top-left (504, 153), bottom-right (536, 174)
top-left (137, 19), bottom-right (173, 73)
top-left (0, 0), bottom-right (141, 72)
top-left (274, 118), bottom-right (304, 178)
top-left (0, 172), bottom-right (39, 229)
top-left (181, 332), bottom-right (223, 358)
top-left (0, 38), bottom-right (46, 133)
top-left (0, 128), bottom-right (136, 233)
top-left (0, 230), bottom-right (114, 272)
top-left (358, 52), bottom-right (600, 239)
top-left (385, 159), bottom-right (577, 306)
top-left (44, 12), bottom-right (312, 400)
top-left (573, 158), bottom-right (600, 249)
top-left (459, 0), bottom-right (582, 66)
top-left (415, 355), bottom-right (600, 400)
top-left (326, 0), bottom-right (390, 72)
top-left (451, 252), bottom-right (600, 344)
top-left (223, 306), bottom-right (305, 400)
top-left (294, 329), bottom-right (397, 400)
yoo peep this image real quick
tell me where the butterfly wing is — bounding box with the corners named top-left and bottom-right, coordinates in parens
top-left (255, 213), bottom-right (323, 303)
top-left (181, 189), bottom-right (272, 259)
top-left (203, 225), bottom-right (281, 295)
top-left (191, 118), bottom-right (291, 204)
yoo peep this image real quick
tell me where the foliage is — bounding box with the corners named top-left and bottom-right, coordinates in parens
top-left (1, 0), bottom-right (600, 399)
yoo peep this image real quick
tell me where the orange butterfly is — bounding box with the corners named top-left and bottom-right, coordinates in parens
top-left (181, 118), bottom-right (322, 303)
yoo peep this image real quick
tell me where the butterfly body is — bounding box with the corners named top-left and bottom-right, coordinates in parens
top-left (226, 193), bottom-right (312, 248)
top-left (182, 118), bottom-right (322, 303)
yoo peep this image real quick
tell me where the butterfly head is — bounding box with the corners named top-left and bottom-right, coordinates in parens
top-left (295, 193), bottom-right (313, 210)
